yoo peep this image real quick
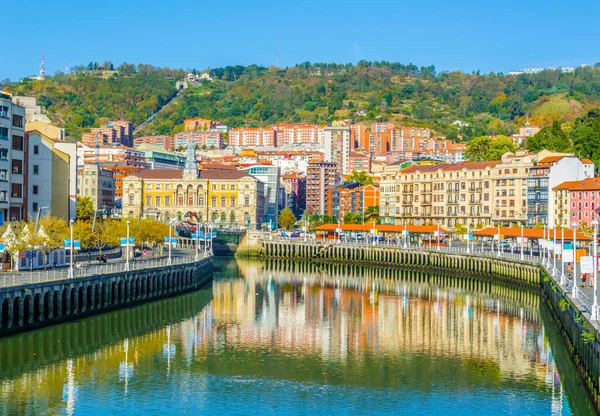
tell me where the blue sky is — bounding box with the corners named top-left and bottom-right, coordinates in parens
top-left (3, 0), bottom-right (599, 80)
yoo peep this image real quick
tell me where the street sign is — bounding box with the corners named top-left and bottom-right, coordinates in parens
top-left (191, 233), bottom-right (204, 239)
top-left (64, 239), bottom-right (81, 250)
top-left (467, 233), bottom-right (473, 240)
top-left (581, 256), bottom-right (594, 273)
top-left (563, 249), bottom-right (574, 263)
top-left (0, 242), bottom-right (4, 253)
top-left (553, 243), bottom-right (562, 254)
top-left (164, 237), bottom-right (178, 246)
top-left (120, 237), bottom-right (135, 247)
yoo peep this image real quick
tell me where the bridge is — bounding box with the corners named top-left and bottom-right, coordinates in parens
top-left (0, 252), bottom-right (213, 336)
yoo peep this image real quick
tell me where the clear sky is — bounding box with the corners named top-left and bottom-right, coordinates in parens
top-left (3, 0), bottom-right (599, 80)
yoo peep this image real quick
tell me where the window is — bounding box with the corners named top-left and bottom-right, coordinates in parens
top-left (230, 184), bottom-right (235, 190)
top-left (33, 165), bottom-right (39, 175)
top-left (32, 202), bottom-right (38, 212)
top-left (146, 184), bottom-right (151, 189)
top-left (146, 196), bottom-right (151, 206)
top-left (33, 185), bottom-right (38, 195)
top-left (155, 196), bottom-right (161, 206)
top-left (211, 197), bottom-right (216, 207)
top-left (12, 115), bottom-right (23, 128)
top-left (244, 197), bottom-right (250, 207)
top-left (129, 195), bottom-right (134, 205)
top-left (33, 145), bottom-right (39, 154)
top-left (165, 196), bottom-right (170, 206)
top-left (165, 184), bottom-right (170, 190)
top-left (188, 196), bottom-right (193, 205)
top-left (221, 184), bottom-right (226, 190)
top-left (212, 185), bottom-right (216, 190)
top-left (0, 170), bottom-right (6, 181)
top-left (230, 197), bottom-right (236, 206)
top-left (11, 159), bottom-right (22, 174)
top-left (0, 106), bottom-right (8, 119)
top-left (156, 184), bottom-right (161, 189)
top-left (12, 135), bottom-right (23, 151)
top-left (0, 127), bottom-right (8, 139)
top-left (221, 197), bottom-right (226, 206)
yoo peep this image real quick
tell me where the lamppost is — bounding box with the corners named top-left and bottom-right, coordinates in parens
top-left (520, 224), bottom-right (524, 261)
top-left (69, 219), bottom-right (74, 278)
top-left (125, 220), bottom-right (130, 271)
top-left (195, 218), bottom-right (200, 261)
top-left (572, 221), bottom-right (578, 299)
top-left (497, 224), bottom-right (501, 257)
top-left (560, 226), bottom-right (565, 285)
top-left (403, 220), bottom-right (408, 249)
top-left (466, 228), bottom-right (471, 254)
top-left (168, 219), bottom-right (175, 265)
top-left (542, 224), bottom-right (547, 266)
top-left (552, 225), bottom-right (557, 276)
top-left (592, 220), bottom-right (599, 320)
top-left (436, 223), bottom-right (440, 251)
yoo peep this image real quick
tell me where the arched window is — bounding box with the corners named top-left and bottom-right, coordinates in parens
top-left (220, 212), bottom-right (226, 222)
top-left (177, 212), bottom-right (182, 221)
top-left (230, 212), bottom-right (235, 223)
top-left (198, 196), bottom-right (204, 205)
top-left (188, 196), bottom-right (193, 205)
top-left (244, 212), bottom-right (250, 224)
top-left (211, 211), bottom-right (218, 221)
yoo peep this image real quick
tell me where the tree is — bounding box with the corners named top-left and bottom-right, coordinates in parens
top-left (364, 206), bottom-right (380, 224)
top-left (73, 220), bottom-right (98, 262)
top-left (344, 170), bottom-right (374, 185)
top-left (278, 208), bottom-right (296, 230)
top-left (579, 221), bottom-right (594, 238)
top-left (465, 136), bottom-right (516, 161)
top-left (132, 218), bottom-right (169, 247)
top-left (343, 212), bottom-right (362, 224)
top-left (100, 219), bottom-right (127, 248)
top-left (38, 216), bottom-right (69, 268)
top-left (454, 223), bottom-right (467, 235)
top-left (76, 196), bottom-right (94, 221)
top-left (526, 120), bottom-right (571, 153)
top-left (571, 109), bottom-right (600, 166)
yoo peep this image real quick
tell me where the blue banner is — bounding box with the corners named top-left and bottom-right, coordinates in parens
top-left (120, 237), bottom-right (136, 246)
top-left (64, 239), bottom-right (81, 250)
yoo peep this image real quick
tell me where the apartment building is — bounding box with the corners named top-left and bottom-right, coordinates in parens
top-left (281, 172), bottom-right (306, 217)
top-left (133, 135), bottom-right (174, 150)
top-left (350, 124), bottom-right (367, 149)
top-left (184, 118), bottom-right (216, 132)
top-left (243, 165), bottom-right (281, 226)
top-left (306, 161), bottom-right (338, 215)
top-left (379, 161), bottom-right (499, 227)
top-left (228, 128), bottom-right (277, 147)
top-left (527, 156), bottom-right (594, 226)
top-left (553, 177), bottom-right (600, 227)
top-left (324, 126), bottom-right (351, 175)
top-left (276, 124), bottom-right (325, 146)
top-left (77, 164), bottom-right (115, 211)
top-left (25, 131), bottom-right (72, 220)
top-left (326, 183), bottom-right (380, 220)
top-left (77, 143), bottom-right (145, 168)
top-left (0, 90), bottom-right (26, 222)
top-left (81, 120), bottom-right (133, 147)
top-left (174, 131), bottom-right (223, 149)
top-left (136, 144), bottom-right (185, 170)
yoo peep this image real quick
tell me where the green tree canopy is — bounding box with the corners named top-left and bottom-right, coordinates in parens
top-left (526, 120), bottom-right (571, 153)
top-left (465, 136), bottom-right (516, 161)
top-left (76, 196), bottom-right (94, 221)
top-left (278, 208), bottom-right (297, 230)
top-left (572, 109), bottom-right (600, 166)
top-left (344, 170), bottom-right (374, 185)
top-left (343, 212), bottom-right (362, 224)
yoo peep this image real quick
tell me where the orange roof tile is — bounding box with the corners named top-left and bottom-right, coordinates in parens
top-left (552, 177), bottom-right (600, 191)
top-left (474, 227), bottom-right (592, 241)
top-left (538, 156), bottom-right (566, 163)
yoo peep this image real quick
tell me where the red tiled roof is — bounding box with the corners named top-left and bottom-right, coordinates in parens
top-left (538, 156), bottom-right (565, 163)
top-left (582, 159), bottom-right (594, 165)
top-left (553, 177), bottom-right (600, 191)
top-left (135, 169), bottom-right (183, 179)
top-left (401, 160), bottom-right (499, 174)
top-left (200, 169), bottom-right (252, 180)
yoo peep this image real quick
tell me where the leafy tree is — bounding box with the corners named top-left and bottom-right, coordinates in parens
top-left (465, 136), bottom-right (516, 161)
top-left (76, 196), bottom-right (94, 221)
top-left (526, 120), bottom-right (571, 153)
top-left (72, 221), bottom-right (98, 263)
top-left (100, 219), bottom-right (127, 248)
top-left (343, 212), bottom-right (362, 224)
top-left (364, 206), bottom-right (380, 224)
top-left (278, 208), bottom-right (297, 230)
top-left (579, 221), bottom-right (594, 238)
top-left (344, 170), bottom-right (374, 185)
top-left (454, 223), bottom-right (467, 235)
top-left (571, 109), bottom-right (600, 166)
top-left (132, 218), bottom-right (169, 246)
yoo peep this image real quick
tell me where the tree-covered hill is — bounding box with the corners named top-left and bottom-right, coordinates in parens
top-left (3, 61), bottom-right (600, 140)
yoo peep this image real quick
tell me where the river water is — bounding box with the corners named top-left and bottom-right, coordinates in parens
top-left (0, 258), bottom-right (596, 415)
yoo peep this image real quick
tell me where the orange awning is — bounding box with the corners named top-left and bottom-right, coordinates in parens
top-left (473, 227), bottom-right (592, 241)
top-left (313, 224), bottom-right (450, 234)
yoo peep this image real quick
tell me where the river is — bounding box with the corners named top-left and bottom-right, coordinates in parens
top-left (0, 258), bottom-right (596, 415)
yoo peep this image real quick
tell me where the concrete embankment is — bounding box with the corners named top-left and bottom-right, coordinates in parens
top-left (0, 257), bottom-right (213, 337)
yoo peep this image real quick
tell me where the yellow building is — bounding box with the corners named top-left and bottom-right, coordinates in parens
top-left (26, 121), bottom-right (65, 141)
top-left (122, 146), bottom-right (265, 227)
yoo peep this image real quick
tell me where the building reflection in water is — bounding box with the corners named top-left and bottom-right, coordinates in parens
top-left (0, 259), bottom-right (583, 415)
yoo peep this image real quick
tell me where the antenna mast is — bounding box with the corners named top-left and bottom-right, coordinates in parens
top-left (40, 53), bottom-right (45, 78)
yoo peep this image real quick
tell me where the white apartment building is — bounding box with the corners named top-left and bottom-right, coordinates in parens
top-left (324, 126), bottom-right (351, 175)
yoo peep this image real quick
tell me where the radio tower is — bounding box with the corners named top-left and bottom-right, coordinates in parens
top-left (40, 53), bottom-right (46, 78)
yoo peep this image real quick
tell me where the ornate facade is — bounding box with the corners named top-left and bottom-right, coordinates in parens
top-left (122, 146), bottom-right (265, 227)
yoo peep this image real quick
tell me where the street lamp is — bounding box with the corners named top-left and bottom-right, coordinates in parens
top-left (466, 228), bottom-right (471, 254)
top-left (195, 217), bottom-right (200, 261)
top-left (168, 219), bottom-right (176, 265)
top-left (552, 226), bottom-right (557, 276)
top-left (592, 220), bottom-right (599, 320)
top-left (497, 224), bottom-right (501, 257)
top-left (436, 223), bottom-right (440, 251)
top-left (125, 220), bottom-right (130, 271)
top-left (572, 221), bottom-right (578, 299)
top-left (520, 224), bottom-right (524, 261)
top-left (560, 226), bottom-right (565, 285)
top-left (542, 224), bottom-right (547, 266)
top-left (69, 219), bottom-right (74, 278)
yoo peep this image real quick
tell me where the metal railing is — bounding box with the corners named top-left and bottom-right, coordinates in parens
top-left (0, 253), bottom-right (212, 289)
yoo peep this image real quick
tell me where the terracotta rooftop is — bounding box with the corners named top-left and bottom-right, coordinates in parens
top-left (553, 177), bottom-right (600, 191)
top-left (314, 224), bottom-right (451, 234)
top-left (401, 161), bottom-right (498, 174)
top-left (474, 227), bottom-right (592, 241)
top-left (538, 156), bottom-right (566, 164)
top-left (200, 169), bottom-right (252, 180)
top-left (135, 169), bottom-right (183, 179)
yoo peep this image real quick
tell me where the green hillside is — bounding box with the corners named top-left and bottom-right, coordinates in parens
top-left (3, 61), bottom-right (600, 141)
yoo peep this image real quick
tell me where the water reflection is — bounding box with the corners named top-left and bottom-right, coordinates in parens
top-left (0, 259), bottom-right (595, 415)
